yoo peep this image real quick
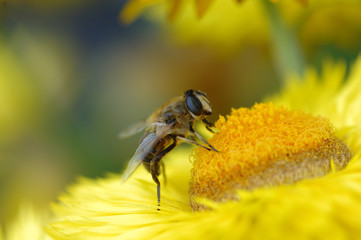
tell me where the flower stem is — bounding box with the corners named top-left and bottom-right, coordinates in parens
top-left (262, 0), bottom-right (304, 83)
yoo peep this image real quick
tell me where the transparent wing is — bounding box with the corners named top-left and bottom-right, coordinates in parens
top-left (121, 123), bottom-right (171, 183)
top-left (118, 120), bottom-right (148, 139)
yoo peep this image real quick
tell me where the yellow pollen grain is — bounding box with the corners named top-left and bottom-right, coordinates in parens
top-left (190, 103), bottom-right (351, 210)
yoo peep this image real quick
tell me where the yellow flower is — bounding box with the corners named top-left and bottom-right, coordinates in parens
top-left (47, 57), bottom-right (361, 239)
top-left (270, 59), bottom-right (361, 151)
top-left (121, 0), bottom-right (361, 56)
top-left (0, 38), bottom-right (43, 144)
top-left (2, 203), bottom-right (52, 240)
top-left (121, 0), bottom-right (270, 54)
top-left (278, 0), bottom-right (361, 54)
top-left (190, 103), bottom-right (351, 210)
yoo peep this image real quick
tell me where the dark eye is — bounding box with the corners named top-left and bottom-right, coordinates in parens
top-left (186, 95), bottom-right (203, 116)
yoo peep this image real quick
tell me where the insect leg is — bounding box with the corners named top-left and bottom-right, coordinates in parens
top-left (193, 132), bottom-right (219, 152)
top-left (150, 137), bottom-right (177, 205)
top-left (150, 161), bottom-right (161, 206)
top-left (176, 136), bottom-right (213, 151)
top-left (189, 123), bottom-right (218, 151)
top-left (161, 161), bottom-right (167, 185)
top-left (202, 118), bottom-right (215, 133)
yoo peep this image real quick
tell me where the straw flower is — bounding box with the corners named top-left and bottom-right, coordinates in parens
top-left (46, 57), bottom-right (361, 239)
top-left (120, 0), bottom-right (361, 57)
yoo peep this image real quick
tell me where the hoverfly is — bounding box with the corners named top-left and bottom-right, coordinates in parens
top-left (119, 90), bottom-right (218, 205)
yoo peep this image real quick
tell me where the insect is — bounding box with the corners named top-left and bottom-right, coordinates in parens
top-left (119, 89), bottom-right (218, 205)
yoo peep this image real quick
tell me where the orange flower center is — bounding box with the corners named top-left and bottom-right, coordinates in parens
top-left (190, 103), bottom-right (352, 211)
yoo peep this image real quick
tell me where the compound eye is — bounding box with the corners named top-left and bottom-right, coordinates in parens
top-left (186, 95), bottom-right (203, 116)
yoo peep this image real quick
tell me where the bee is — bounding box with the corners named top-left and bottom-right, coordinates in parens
top-left (119, 89), bottom-right (218, 205)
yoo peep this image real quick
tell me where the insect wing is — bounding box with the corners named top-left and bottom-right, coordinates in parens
top-left (120, 133), bottom-right (156, 182)
top-left (121, 123), bottom-right (171, 183)
top-left (118, 120), bottom-right (148, 139)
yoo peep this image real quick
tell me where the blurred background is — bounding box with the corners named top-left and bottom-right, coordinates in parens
top-left (1, 0), bottom-right (361, 228)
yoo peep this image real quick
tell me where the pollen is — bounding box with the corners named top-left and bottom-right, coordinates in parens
top-left (190, 103), bottom-right (352, 211)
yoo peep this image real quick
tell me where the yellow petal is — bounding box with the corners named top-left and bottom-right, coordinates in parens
top-left (120, 0), bottom-right (163, 24)
top-left (195, 0), bottom-right (214, 18)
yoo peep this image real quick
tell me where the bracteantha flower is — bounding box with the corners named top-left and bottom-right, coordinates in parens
top-left (46, 57), bottom-right (361, 239)
top-left (120, 0), bottom-right (361, 55)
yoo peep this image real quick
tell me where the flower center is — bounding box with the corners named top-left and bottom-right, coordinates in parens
top-left (189, 103), bottom-right (352, 211)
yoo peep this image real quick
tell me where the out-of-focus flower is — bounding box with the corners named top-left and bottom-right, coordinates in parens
top-left (3, 203), bottom-right (52, 240)
top-left (278, 0), bottom-right (361, 54)
top-left (0, 30), bottom-right (78, 144)
top-left (46, 56), bottom-right (361, 239)
top-left (0, 31), bottom-right (79, 227)
top-left (121, 0), bottom-right (271, 53)
top-left (0, 37), bottom-right (43, 144)
top-left (121, 0), bottom-right (361, 58)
